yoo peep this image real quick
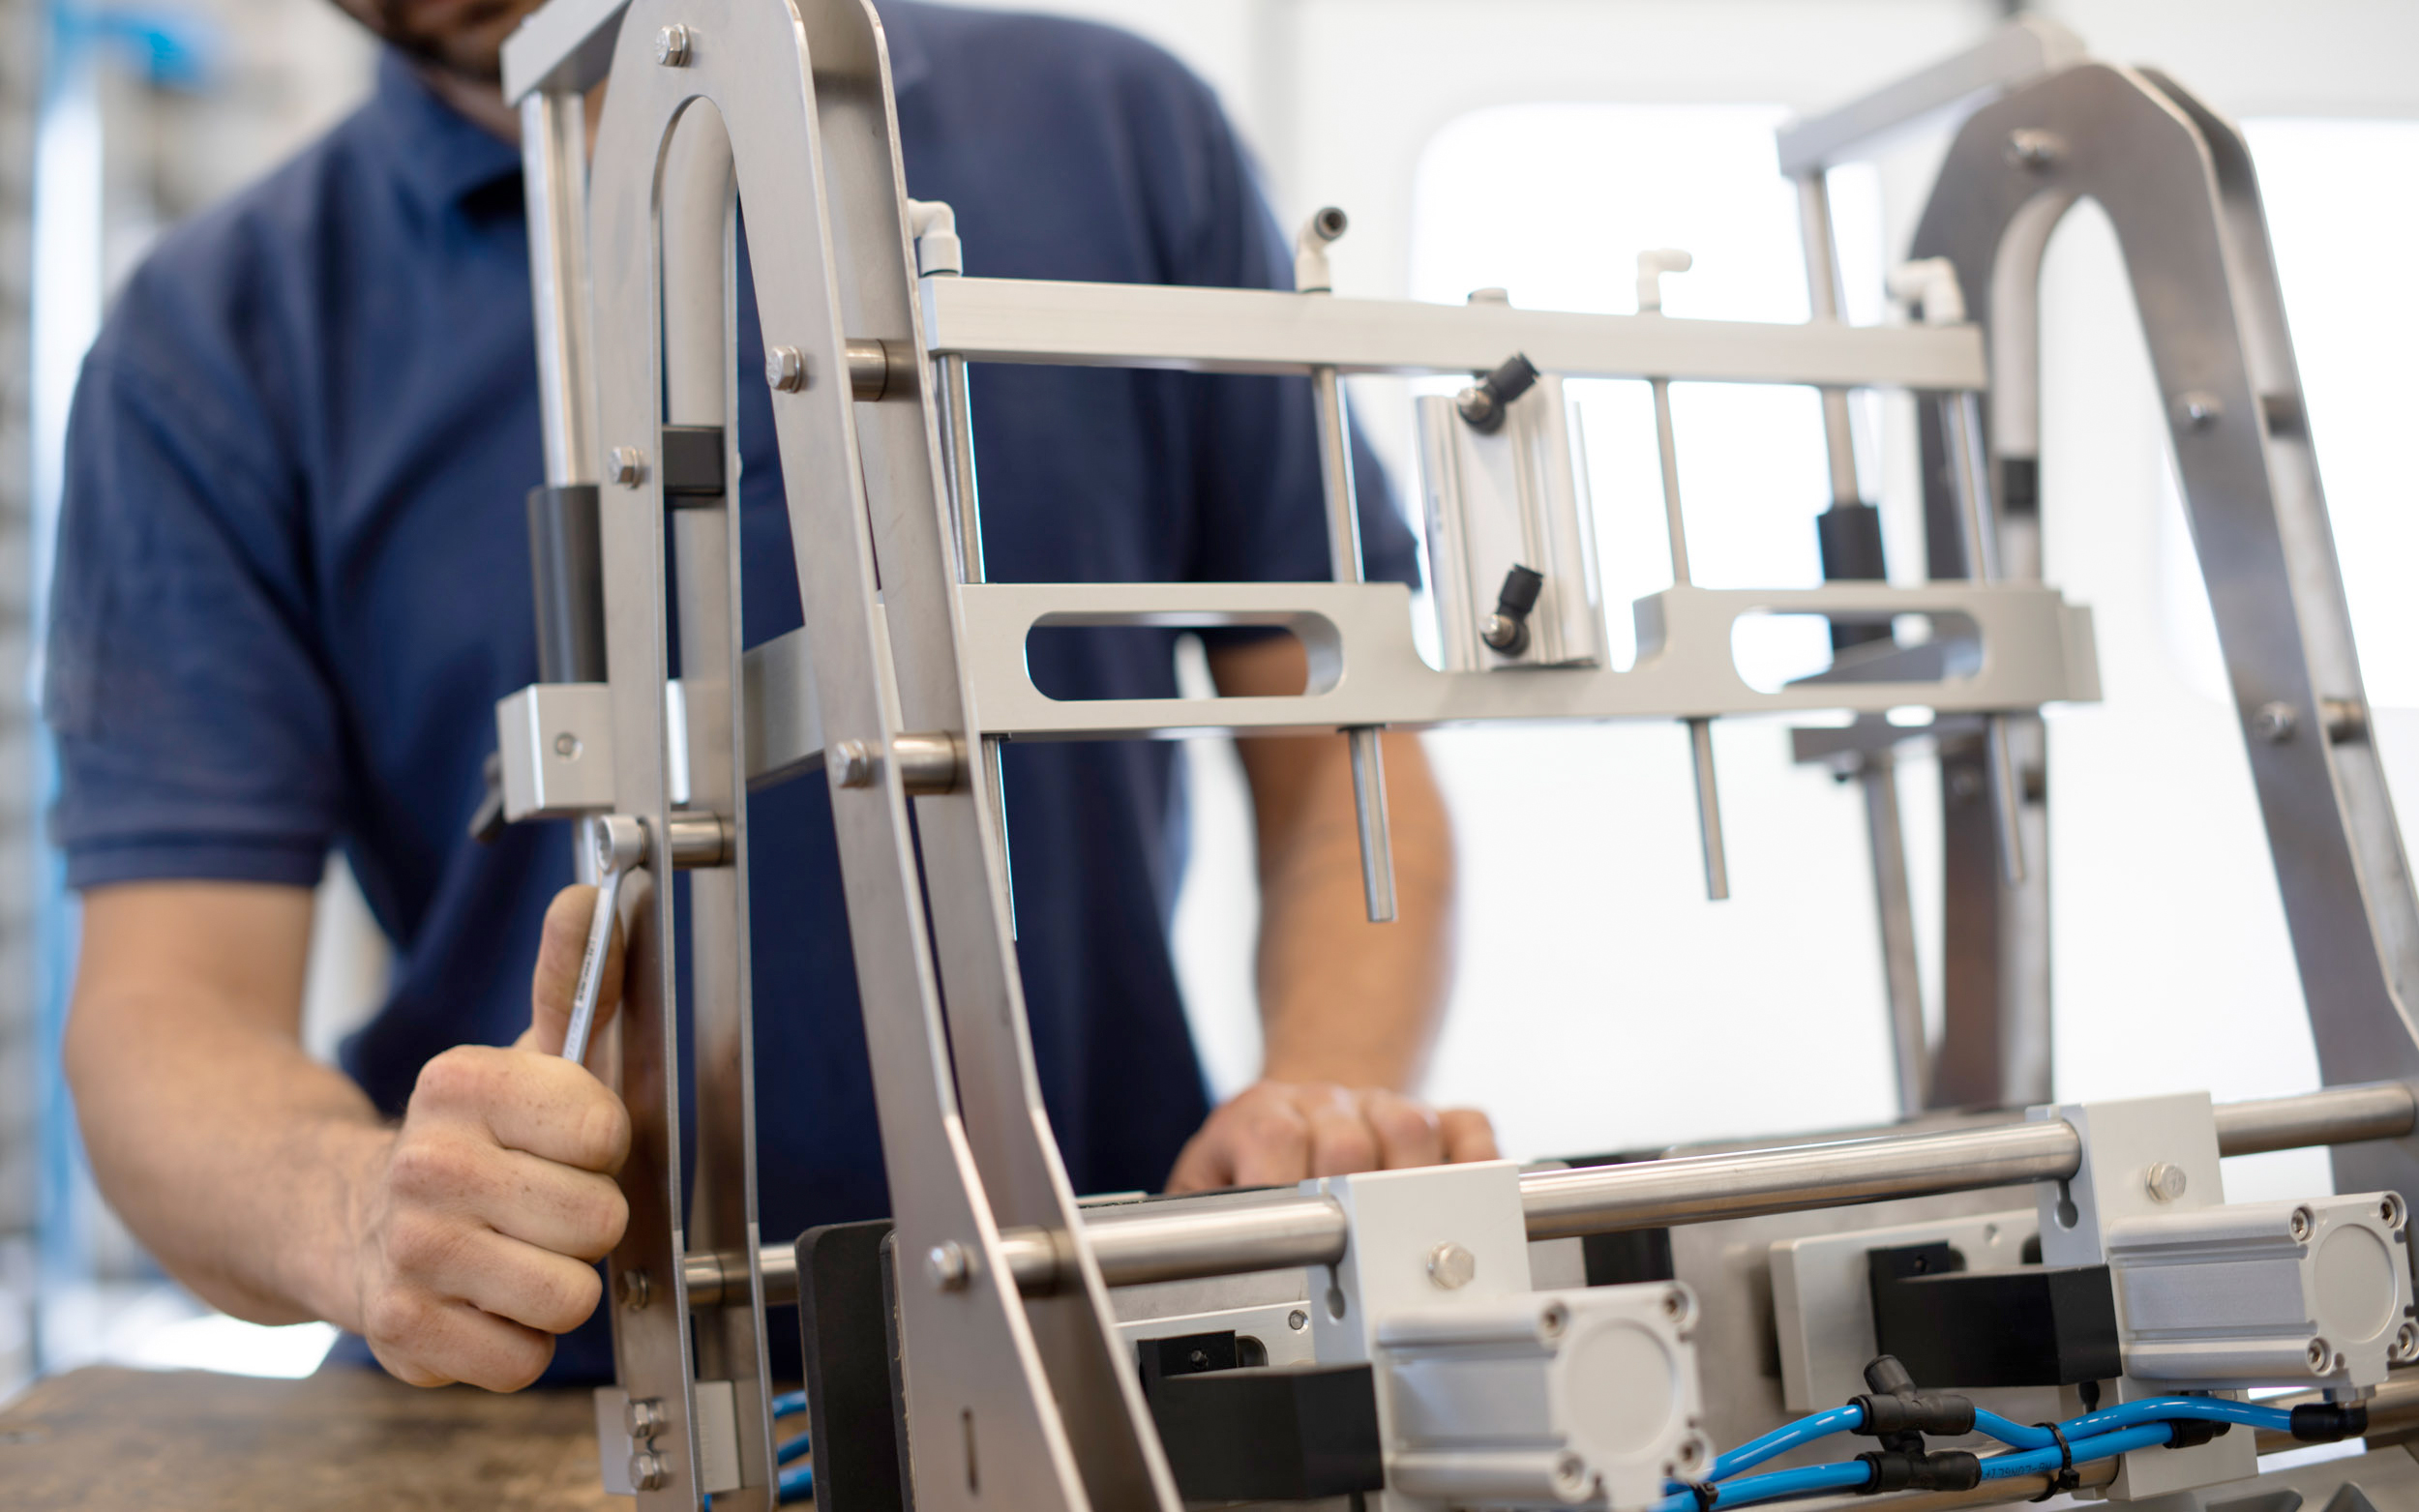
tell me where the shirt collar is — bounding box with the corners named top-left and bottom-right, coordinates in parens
top-left (373, 49), bottom-right (525, 214)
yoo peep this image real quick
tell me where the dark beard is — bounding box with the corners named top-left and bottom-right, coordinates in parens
top-left (359, 0), bottom-right (531, 85)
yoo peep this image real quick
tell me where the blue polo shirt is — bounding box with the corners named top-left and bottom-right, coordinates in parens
top-left (45, 5), bottom-right (1414, 1378)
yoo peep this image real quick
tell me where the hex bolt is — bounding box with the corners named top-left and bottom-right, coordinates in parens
top-left (654, 23), bottom-right (692, 66)
top-left (1427, 1241), bottom-right (1477, 1290)
top-left (2174, 390), bottom-right (2225, 430)
top-left (926, 1239), bottom-right (972, 1291)
top-left (617, 1267), bottom-right (652, 1312)
top-left (2145, 1162), bottom-right (2189, 1202)
top-left (2254, 701), bottom-right (2300, 744)
top-left (832, 738), bottom-right (877, 788)
top-left (765, 345), bottom-right (809, 394)
top-left (625, 1397), bottom-right (668, 1439)
top-left (2006, 129), bottom-right (2062, 171)
top-left (630, 1450), bottom-right (671, 1492)
top-left (609, 446), bottom-right (647, 488)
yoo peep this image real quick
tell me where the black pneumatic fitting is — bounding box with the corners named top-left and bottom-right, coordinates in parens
top-left (2289, 1403), bottom-right (2370, 1443)
top-left (2165, 1418), bottom-right (2231, 1450)
top-left (1479, 565), bottom-right (1545, 656)
top-left (1456, 352), bottom-right (1542, 434)
top-left (1857, 1451), bottom-right (1983, 1495)
top-left (1853, 1355), bottom-right (1976, 1446)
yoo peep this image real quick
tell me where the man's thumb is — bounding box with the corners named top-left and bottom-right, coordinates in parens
top-left (525, 883), bottom-right (625, 1063)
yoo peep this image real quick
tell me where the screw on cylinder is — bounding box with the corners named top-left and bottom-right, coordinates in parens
top-left (2291, 1205), bottom-right (2315, 1241)
top-left (2307, 1337), bottom-right (2332, 1374)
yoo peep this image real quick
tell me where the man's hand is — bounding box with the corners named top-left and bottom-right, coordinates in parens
top-left (348, 885), bottom-right (632, 1390)
top-left (1166, 1081), bottom-right (1499, 1193)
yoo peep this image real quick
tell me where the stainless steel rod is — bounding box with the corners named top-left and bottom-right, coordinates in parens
top-left (518, 88), bottom-right (598, 489)
top-left (1862, 756), bottom-right (1928, 1114)
top-left (1943, 392), bottom-right (2025, 886)
top-left (1688, 717), bottom-right (1730, 902)
top-left (997, 1082), bottom-right (2416, 1293)
top-left (1312, 363), bottom-right (1396, 923)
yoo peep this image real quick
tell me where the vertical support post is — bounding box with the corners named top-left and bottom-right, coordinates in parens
top-left (1797, 169), bottom-right (1927, 1110)
top-left (935, 350), bottom-right (1016, 938)
top-left (662, 104), bottom-right (775, 1509)
top-left (522, 86), bottom-right (599, 489)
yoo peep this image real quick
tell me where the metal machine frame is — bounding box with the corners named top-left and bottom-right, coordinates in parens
top-left (487, 6), bottom-right (2419, 1509)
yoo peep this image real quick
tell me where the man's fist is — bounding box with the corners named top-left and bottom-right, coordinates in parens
top-left (1166, 1081), bottom-right (1499, 1194)
top-left (347, 886), bottom-right (632, 1390)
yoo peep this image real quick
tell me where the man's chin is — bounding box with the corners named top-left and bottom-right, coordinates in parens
top-left (377, 0), bottom-right (543, 85)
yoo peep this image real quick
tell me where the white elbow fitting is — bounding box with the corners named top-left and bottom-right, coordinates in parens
top-left (1888, 257), bottom-right (1966, 325)
top-left (1295, 205), bottom-right (1348, 294)
top-left (1635, 249), bottom-right (1692, 314)
top-left (909, 198), bottom-right (963, 277)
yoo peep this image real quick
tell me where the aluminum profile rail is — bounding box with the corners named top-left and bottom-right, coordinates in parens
top-left (919, 275), bottom-right (1987, 391)
top-left (986, 1082), bottom-right (2417, 1295)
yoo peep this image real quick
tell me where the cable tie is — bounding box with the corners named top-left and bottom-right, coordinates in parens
top-left (1683, 1479), bottom-right (1719, 1512)
top-left (2027, 1423), bottom-right (2077, 1502)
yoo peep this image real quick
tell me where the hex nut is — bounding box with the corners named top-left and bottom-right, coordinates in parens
top-left (2145, 1162), bottom-right (2189, 1203)
top-left (617, 1267), bottom-right (652, 1312)
top-left (2006, 129), bottom-right (2062, 170)
top-left (609, 445), bottom-right (647, 487)
top-left (630, 1450), bottom-right (671, 1492)
top-left (2174, 390), bottom-right (2225, 430)
top-left (927, 1239), bottom-right (972, 1291)
top-left (2254, 701), bottom-right (2300, 744)
top-left (654, 23), bottom-right (692, 66)
top-left (1427, 1241), bottom-right (1477, 1290)
top-left (766, 344), bottom-right (809, 394)
top-left (625, 1397), bottom-right (668, 1438)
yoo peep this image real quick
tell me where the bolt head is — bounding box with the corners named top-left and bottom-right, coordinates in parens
top-left (609, 445), bottom-right (646, 487)
top-left (1426, 1240), bottom-right (1477, 1290)
top-left (553, 731), bottom-right (582, 759)
top-left (654, 23), bottom-right (691, 66)
top-left (617, 1267), bottom-right (652, 1312)
top-left (1287, 1308), bottom-right (1308, 1332)
top-left (625, 1397), bottom-right (668, 1438)
top-left (2254, 701), bottom-right (2300, 744)
top-left (2175, 390), bottom-right (2225, 430)
top-left (2007, 129), bottom-right (2062, 170)
top-left (765, 344), bottom-right (809, 393)
top-left (629, 1450), bottom-right (671, 1491)
top-left (2307, 1336), bottom-right (2332, 1373)
top-left (2145, 1161), bottom-right (2188, 1202)
top-left (832, 738), bottom-right (876, 788)
top-left (926, 1239), bottom-right (972, 1291)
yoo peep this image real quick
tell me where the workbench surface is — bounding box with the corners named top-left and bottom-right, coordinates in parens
top-left (0, 1363), bottom-right (618, 1509)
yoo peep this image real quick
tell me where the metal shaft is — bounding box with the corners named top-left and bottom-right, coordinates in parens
top-left (1651, 373), bottom-right (1729, 902)
top-left (1944, 392), bottom-right (2026, 886)
top-left (988, 1082), bottom-right (2417, 1293)
top-left (520, 88), bottom-right (599, 489)
top-left (1862, 756), bottom-right (1928, 1112)
top-left (1313, 364), bottom-right (1396, 923)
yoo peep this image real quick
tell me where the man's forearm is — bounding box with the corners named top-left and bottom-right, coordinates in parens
top-left (1250, 729), bottom-right (1455, 1087)
top-left (71, 986), bottom-right (390, 1327)
top-left (65, 883), bottom-right (387, 1330)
